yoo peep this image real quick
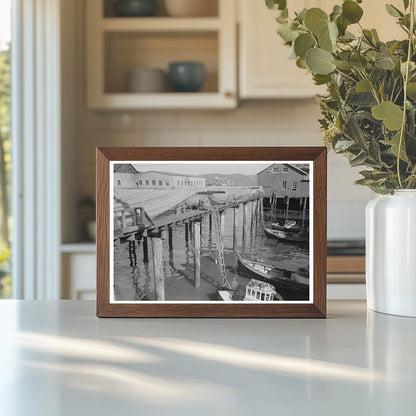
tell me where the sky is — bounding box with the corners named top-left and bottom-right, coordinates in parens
top-left (0, 0), bottom-right (11, 49)
top-left (133, 162), bottom-right (276, 176)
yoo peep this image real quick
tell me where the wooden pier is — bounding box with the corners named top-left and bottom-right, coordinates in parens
top-left (113, 186), bottom-right (264, 300)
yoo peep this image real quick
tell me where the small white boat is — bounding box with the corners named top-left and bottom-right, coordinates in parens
top-left (244, 279), bottom-right (283, 301)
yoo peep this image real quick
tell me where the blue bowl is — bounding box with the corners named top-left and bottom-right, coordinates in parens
top-left (114, 0), bottom-right (157, 17)
top-left (168, 62), bottom-right (205, 93)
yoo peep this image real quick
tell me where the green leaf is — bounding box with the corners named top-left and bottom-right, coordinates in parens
top-left (313, 74), bottom-right (332, 85)
top-left (330, 5), bottom-right (342, 22)
top-left (371, 29), bottom-right (380, 42)
top-left (336, 15), bottom-right (348, 36)
top-left (277, 23), bottom-right (298, 43)
top-left (342, 0), bottom-right (364, 24)
top-left (382, 132), bottom-right (409, 162)
top-left (372, 101), bottom-right (404, 131)
top-left (350, 151), bottom-right (368, 167)
top-left (318, 27), bottom-right (334, 52)
top-left (266, 0), bottom-right (287, 11)
top-left (385, 4), bottom-right (403, 18)
top-left (294, 33), bottom-right (316, 58)
top-left (403, 0), bottom-right (410, 10)
top-left (296, 57), bottom-right (308, 69)
top-left (306, 48), bottom-right (335, 75)
top-left (296, 8), bottom-right (307, 23)
top-left (304, 8), bottom-right (329, 35)
top-left (407, 82), bottom-right (416, 99)
top-left (333, 60), bottom-right (352, 70)
top-left (356, 79), bottom-right (372, 92)
top-left (375, 55), bottom-right (395, 70)
top-left (350, 54), bottom-right (368, 70)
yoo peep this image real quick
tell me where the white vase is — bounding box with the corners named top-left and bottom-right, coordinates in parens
top-left (366, 190), bottom-right (416, 317)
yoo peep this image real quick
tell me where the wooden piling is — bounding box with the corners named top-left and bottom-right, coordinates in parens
top-left (194, 222), bottom-right (201, 288)
top-left (220, 211), bottom-right (226, 239)
top-left (168, 226), bottom-right (173, 251)
top-left (233, 207), bottom-right (238, 251)
top-left (285, 196), bottom-right (290, 221)
top-left (185, 221), bottom-right (189, 242)
top-left (151, 237), bottom-right (165, 301)
top-left (250, 200), bottom-right (256, 240)
top-left (242, 203), bottom-right (248, 250)
top-left (142, 237), bottom-right (149, 263)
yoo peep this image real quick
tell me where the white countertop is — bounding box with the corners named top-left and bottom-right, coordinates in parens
top-left (0, 300), bottom-right (415, 416)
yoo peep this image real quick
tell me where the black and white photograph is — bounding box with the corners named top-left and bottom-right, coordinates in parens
top-left (110, 161), bottom-right (312, 303)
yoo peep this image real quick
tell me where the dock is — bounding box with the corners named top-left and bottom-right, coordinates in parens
top-left (113, 186), bottom-right (264, 300)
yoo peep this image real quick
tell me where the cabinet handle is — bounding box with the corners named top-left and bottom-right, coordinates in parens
top-left (224, 91), bottom-right (234, 99)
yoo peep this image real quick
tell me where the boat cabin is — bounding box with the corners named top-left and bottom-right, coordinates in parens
top-left (244, 279), bottom-right (277, 301)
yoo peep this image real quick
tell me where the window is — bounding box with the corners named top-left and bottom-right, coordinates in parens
top-left (166, 180), bottom-right (169, 186)
top-left (292, 181), bottom-right (297, 191)
top-left (282, 181), bottom-right (287, 190)
top-left (152, 180), bottom-right (156, 186)
top-left (145, 180), bottom-right (149, 185)
top-left (282, 166), bottom-right (289, 173)
top-left (0, 2), bottom-right (11, 298)
top-left (139, 180), bottom-right (142, 185)
top-left (272, 167), bottom-right (279, 173)
top-left (117, 180), bottom-right (121, 186)
top-left (267, 168), bottom-right (273, 173)
top-left (158, 180), bottom-right (162, 186)
top-left (136, 182), bottom-right (139, 187)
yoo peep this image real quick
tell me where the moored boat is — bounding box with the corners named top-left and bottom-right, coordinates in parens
top-left (264, 227), bottom-right (309, 244)
top-left (244, 279), bottom-right (283, 301)
top-left (271, 220), bottom-right (303, 231)
top-left (237, 254), bottom-right (309, 300)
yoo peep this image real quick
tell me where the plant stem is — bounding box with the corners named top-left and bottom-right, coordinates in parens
top-left (397, 0), bottom-right (415, 188)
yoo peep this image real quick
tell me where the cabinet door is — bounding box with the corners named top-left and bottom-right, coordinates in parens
top-left (239, 0), bottom-right (326, 99)
top-left (238, 0), bottom-right (404, 99)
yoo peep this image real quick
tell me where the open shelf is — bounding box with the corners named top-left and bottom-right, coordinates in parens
top-left (103, 0), bottom-right (219, 18)
top-left (87, 0), bottom-right (236, 109)
top-left (101, 17), bottom-right (221, 32)
top-left (104, 31), bottom-right (218, 94)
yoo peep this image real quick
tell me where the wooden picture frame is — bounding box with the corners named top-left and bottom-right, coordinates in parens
top-left (96, 147), bottom-right (327, 318)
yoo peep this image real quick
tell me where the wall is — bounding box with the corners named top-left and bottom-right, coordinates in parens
top-left (61, 0), bottom-right (374, 243)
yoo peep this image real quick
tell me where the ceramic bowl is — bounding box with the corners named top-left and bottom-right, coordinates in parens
top-left (168, 62), bottom-right (205, 92)
top-left (114, 0), bottom-right (158, 17)
top-left (128, 68), bottom-right (167, 93)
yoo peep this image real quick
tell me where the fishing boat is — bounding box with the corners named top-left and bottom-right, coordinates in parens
top-left (244, 279), bottom-right (283, 301)
top-left (264, 227), bottom-right (309, 244)
top-left (293, 267), bottom-right (309, 285)
top-left (218, 279), bottom-right (283, 302)
top-left (237, 254), bottom-right (309, 300)
top-left (271, 220), bottom-right (304, 232)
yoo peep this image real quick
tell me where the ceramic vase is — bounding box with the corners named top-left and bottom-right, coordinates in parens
top-left (366, 190), bottom-right (416, 317)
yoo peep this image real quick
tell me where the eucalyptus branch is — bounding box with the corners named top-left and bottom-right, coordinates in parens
top-left (397, 0), bottom-right (415, 188)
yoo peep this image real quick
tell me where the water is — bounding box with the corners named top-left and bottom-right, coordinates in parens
top-left (113, 206), bottom-right (309, 301)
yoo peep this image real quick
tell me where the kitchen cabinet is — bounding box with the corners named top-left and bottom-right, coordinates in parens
top-left (238, 0), bottom-right (404, 99)
top-left (86, 0), bottom-right (237, 109)
top-left (61, 244), bottom-right (96, 300)
top-left (239, 0), bottom-right (325, 99)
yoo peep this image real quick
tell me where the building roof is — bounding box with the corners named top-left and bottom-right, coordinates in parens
top-left (136, 170), bottom-right (205, 179)
top-left (257, 164), bottom-right (308, 176)
top-left (114, 164), bottom-right (138, 174)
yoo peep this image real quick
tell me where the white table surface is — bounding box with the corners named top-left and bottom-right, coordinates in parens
top-left (0, 300), bottom-right (415, 416)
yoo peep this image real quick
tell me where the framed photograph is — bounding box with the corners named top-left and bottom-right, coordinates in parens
top-left (96, 147), bottom-right (327, 318)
